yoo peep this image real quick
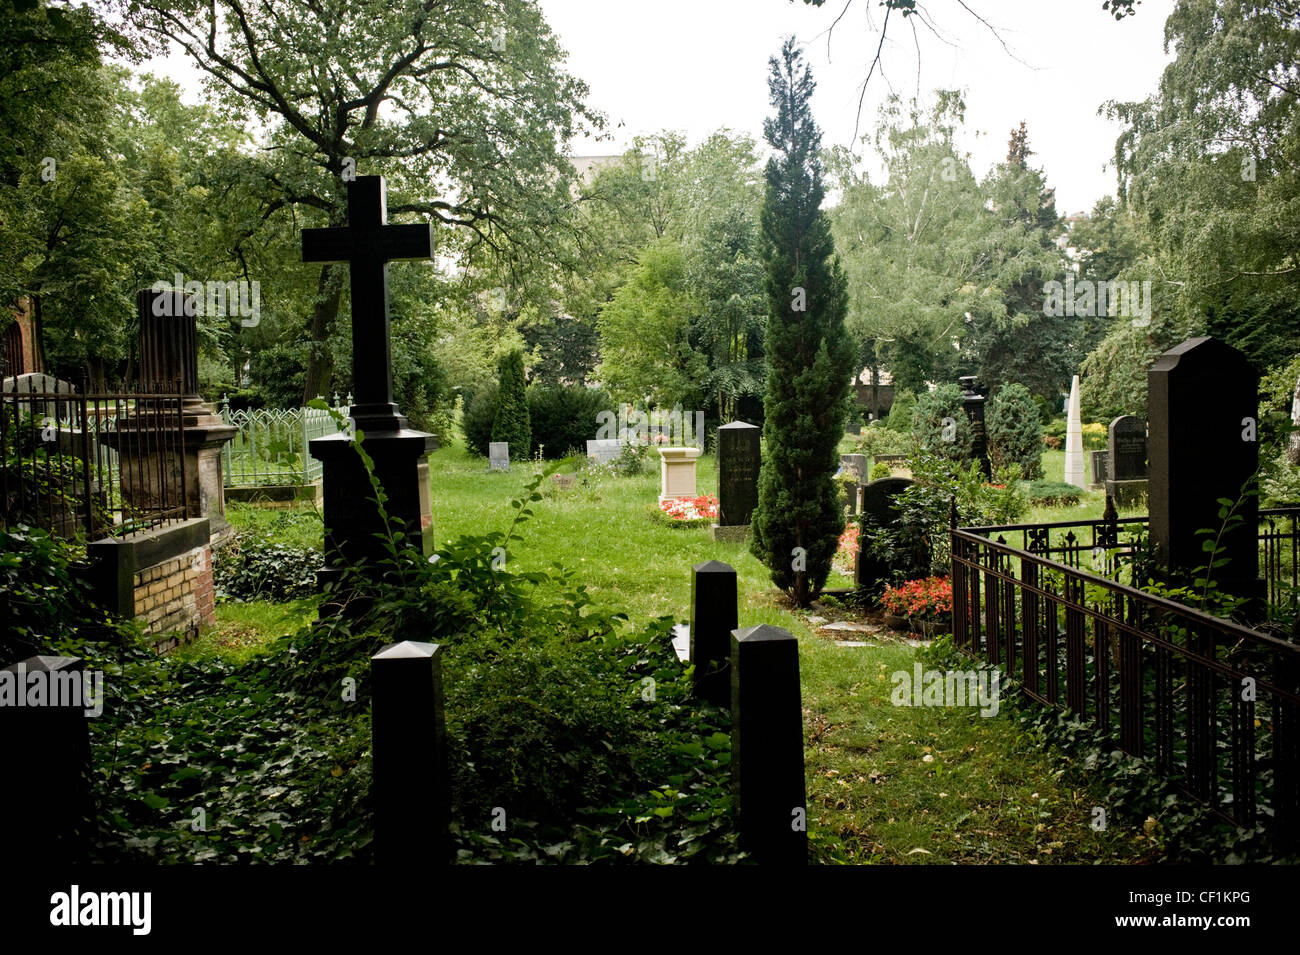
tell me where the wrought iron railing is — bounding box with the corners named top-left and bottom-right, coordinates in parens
top-left (219, 396), bottom-right (346, 487)
top-left (2, 379), bottom-right (189, 539)
top-left (951, 519), bottom-right (1300, 840)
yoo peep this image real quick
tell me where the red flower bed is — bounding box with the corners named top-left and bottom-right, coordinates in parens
top-left (880, 576), bottom-right (953, 619)
top-left (659, 494), bottom-right (719, 522)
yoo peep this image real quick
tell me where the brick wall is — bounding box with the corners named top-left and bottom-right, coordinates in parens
top-left (131, 544), bottom-right (214, 651)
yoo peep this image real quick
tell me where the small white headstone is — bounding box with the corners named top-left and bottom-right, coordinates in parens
top-left (586, 438), bottom-right (621, 464)
top-left (489, 442), bottom-right (509, 471)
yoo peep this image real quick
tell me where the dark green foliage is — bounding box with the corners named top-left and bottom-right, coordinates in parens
top-left (1026, 480), bottom-right (1082, 507)
top-left (879, 453), bottom-right (1026, 577)
top-left (0, 525), bottom-right (120, 664)
top-left (490, 350), bottom-right (531, 459)
top-left (912, 384), bottom-right (974, 463)
top-left (463, 381), bottom-right (499, 458)
top-left (213, 538), bottom-right (322, 602)
top-left (750, 40), bottom-right (856, 607)
top-left (885, 389), bottom-right (916, 431)
top-left (63, 444), bottom-right (740, 863)
top-left (248, 341), bottom-right (310, 409)
top-left (987, 383), bottom-right (1044, 479)
top-left (526, 383), bottom-right (612, 458)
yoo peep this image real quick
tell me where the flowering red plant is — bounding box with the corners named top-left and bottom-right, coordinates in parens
top-left (832, 523), bottom-right (860, 574)
top-left (880, 576), bottom-right (953, 619)
top-left (659, 494), bottom-right (719, 522)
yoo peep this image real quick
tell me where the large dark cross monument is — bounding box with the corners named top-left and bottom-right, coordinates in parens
top-left (303, 176), bottom-right (437, 590)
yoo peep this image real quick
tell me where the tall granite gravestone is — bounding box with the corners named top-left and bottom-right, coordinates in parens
top-left (105, 289), bottom-right (237, 529)
top-left (1148, 338), bottom-right (1261, 604)
top-left (303, 176), bottom-right (437, 591)
top-left (1064, 374), bottom-right (1086, 490)
top-left (854, 477), bottom-right (925, 593)
top-left (488, 442), bottom-right (509, 472)
top-left (958, 376), bottom-right (991, 477)
top-left (712, 421), bottom-right (760, 542)
top-left (1106, 415), bottom-right (1147, 508)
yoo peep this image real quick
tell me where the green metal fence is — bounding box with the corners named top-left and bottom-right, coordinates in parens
top-left (220, 396), bottom-right (347, 487)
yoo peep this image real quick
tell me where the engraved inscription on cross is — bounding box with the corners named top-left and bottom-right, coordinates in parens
top-left (302, 175), bottom-right (433, 432)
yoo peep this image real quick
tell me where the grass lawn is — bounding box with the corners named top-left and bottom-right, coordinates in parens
top-left (213, 440), bottom-right (1156, 864)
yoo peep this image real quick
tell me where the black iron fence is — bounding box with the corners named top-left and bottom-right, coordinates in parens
top-left (951, 519), bottom-right (1300, 840)
top-left (1, 378), bottom-right (189, 539)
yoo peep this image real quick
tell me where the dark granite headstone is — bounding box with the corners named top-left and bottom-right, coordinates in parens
top-left (730, 624), bottom-right (807, 865)
top-left (958, 376), bottom-right (991, 477)
top-left (855, 477), bottom-right (925, 592)
top-left (1089, 450), bottom-right (1109, 491)
top-left (717, 421), bottom-right (760, 527)
top-left (303, 176), bottom-right (437, 591)
top-left (1108, 416), bottom-right (1147, 480)
top-left (1106, 415), bottom-right (1147, 508)
top-left (1148, 338), bottom-right (1261, 603)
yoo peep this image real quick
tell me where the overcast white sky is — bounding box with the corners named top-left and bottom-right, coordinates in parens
top-left (141, 0), bottom-right (1177, 216)
top-left (539, 0), bottom-right (1177, 214)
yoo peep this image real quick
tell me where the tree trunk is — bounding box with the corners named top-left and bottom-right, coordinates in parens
top-left (302, 263), bottom-right (341, 405)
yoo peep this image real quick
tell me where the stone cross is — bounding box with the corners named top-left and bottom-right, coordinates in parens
top-left (302, 175), bottom-right (438, 592)
top-left (302, 176), bottom-right (433, 432)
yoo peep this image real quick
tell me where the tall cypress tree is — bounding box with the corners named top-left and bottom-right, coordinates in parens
top-left (750, 39), bottom-right (855, 607)
top-left (490, 349), bottom-right (531, 458)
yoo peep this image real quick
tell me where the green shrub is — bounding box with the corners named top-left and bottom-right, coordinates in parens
top-left (879, 453), bottom-right (1027, 577)
top-left (854, 424), bottom-right (914, 460)
top-left (987, 383), bottom-right (1044, 479)
top-left (214, 537), bottom-right (323, 602)
top-left (527, 384), bottom-right (612, 459)
top-left (0, 525), bottom-right (125, 663)
top-left (463, 381), bottom-right (499, 457)
top-left (885, 389), bottom-right (916, 432)
top-left (1027, 480), bottom-right (1083, 507)
top-left (869, 461), bottom-right (891, 480)
top-left (491, 350), bottom-right (531, 458)
top-left (912, 384), bottom-right (974, 463)
top-left (1082, 422), bottom-right (1107, 450)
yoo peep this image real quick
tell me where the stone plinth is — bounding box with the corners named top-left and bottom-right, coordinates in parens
top-left (658, 445), bottom-right (702, 503)
top-left (310, 429), bottom-right (437, 591)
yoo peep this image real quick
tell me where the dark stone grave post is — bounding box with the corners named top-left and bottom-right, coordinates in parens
top-left (371, 640), bottom-right (448, 865)
top-left (690, 560), bottom-right (737, 707)
top-left (303, 176), bottom-right (438, 590)
top-left (712, 421), bottom-right (760, 542)
top-left (730, 624), bottom-right (807, 864)
top-left (958, 376), bottom-right (991, 477)
top-left (0, 655), bottom-right (93, 862)
top-left (1148, 337), bottom-right (1262, 605)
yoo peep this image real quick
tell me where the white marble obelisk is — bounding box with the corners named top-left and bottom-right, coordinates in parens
top-left (1064, 374), bottom-right (1086, 489)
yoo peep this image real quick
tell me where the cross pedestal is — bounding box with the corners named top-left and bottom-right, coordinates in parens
top-left (302, 176), bottom-right (437, 590)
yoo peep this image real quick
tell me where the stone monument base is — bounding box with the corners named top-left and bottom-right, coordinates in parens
top-left (1106, 479), bottom-right (1148, 510)
top-left (710, 523), bottom-right (749, 543)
